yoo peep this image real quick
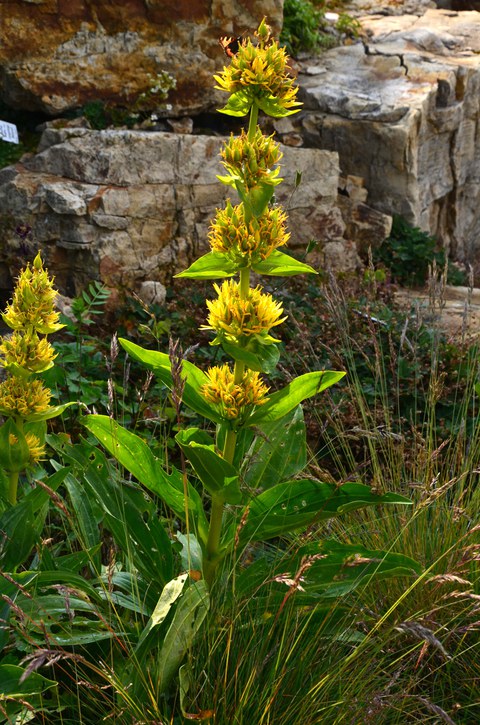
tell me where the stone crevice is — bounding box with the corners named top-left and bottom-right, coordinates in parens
top-left (362, 40), bottom-right (409, 76)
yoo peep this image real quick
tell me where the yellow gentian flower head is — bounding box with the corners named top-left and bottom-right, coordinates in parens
top-left (202, 363), bottom-right (269, 420)
top-left (214, 18), bottom-right (302, 118)
top-left (202, 279), bottom-right (286, 345)
top-left (0, 376), bottom-right (51, 418)
top-left (2, 252), bottom-right (63, 334)
top-left (220, 129), bottom-right (282, 191)
top-left (0, 329), bottom-right (57, 374)
top-left (209, 201), bottom-right (289, 266)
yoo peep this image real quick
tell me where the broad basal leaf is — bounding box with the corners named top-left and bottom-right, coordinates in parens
top-left (157, 581), bottom-right (209, 693)
top-left (83, 415), bottom-right (208, 544)
top-left (238, 480), bottom-right (413, 544)
top-left (290, 539), bottom-right (422, 598)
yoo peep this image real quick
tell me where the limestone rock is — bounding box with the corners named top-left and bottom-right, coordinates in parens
top-left (0, 1), bottom-right (284, 116)
top-left (296, 9), bottom-right (480, 264)
top-left (0, 127), bottom-right (360, 296)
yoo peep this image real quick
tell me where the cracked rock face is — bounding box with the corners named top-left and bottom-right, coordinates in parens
top-left (292, 9), bottom-right (480, 264)
top-left (0, 0), bottom-right (284, 116)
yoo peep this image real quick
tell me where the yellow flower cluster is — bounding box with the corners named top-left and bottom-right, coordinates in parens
top-left (0, 376), bottom-right (51, 417)
top-left (209, 201), bottom-right (289, 266)
top-left (203, 280), bottom-right (286, 343)
top-left (0, 330), bottom-right (56, 373)
top-left (220, 129), bottom-right (282, 191)
top-left (25, 432), bottom-right (45, 464)
top-left (214, 30), bottom-right (300, 116)
top-left (0, 253), bottom-right (62, 376)
top-left (202, 364), bottom-right (269, 420)
top-left (2, 253), bottom-right (62, 334)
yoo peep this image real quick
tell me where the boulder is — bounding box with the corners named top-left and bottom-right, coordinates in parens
top-left (0, 0), bottom-right (284, 116)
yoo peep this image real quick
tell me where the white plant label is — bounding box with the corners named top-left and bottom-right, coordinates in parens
top-left (0, 120), bottom-right (19, 144)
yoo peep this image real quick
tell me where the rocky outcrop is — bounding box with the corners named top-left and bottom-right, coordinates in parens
top-left (0, 0), bottom-right (283, 116)
top-left (278, 9), bottom-right (480, 265)
top-left (0, 124), bottom-right (378, 298)
top-left (2, 5), bottom-right (480, 293)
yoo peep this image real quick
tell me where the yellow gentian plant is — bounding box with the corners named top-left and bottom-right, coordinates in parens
top-left (85, 19), bottom-right (412, 589)
top-left (0, 253), bottom-right (71, 504)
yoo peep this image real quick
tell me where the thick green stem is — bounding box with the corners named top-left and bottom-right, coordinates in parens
top-left (239, 266), bottom-right (250, 298)
top-left (204, 103), bottom-right (257, 588)
top-left (247, 102), bottom-right (259, 141)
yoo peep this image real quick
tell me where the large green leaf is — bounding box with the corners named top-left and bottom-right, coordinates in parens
top-left (15, 593), bottom-right (98, 619)
top-left (135, 573), bottom-right (188, 658)
top-left (0, 572), bottom-right (37, 653)
top-left (64, 472), bottom-right (101, 571)
top-left (222, 339), bottom-right (280, 374)
top-left (247, 370), bottom-right (346, 425)
top-left (27, 400), bottom-right (78, 422)
top-left (176, 429), bottom-right (242, 504)
top-left (0, 664), bottom-right (57, 697)
top-left (256, 93), bottom-right (302, 118)
top-left (175, 252), bottom-right (238, 279)
top-left (242, 405), bottom-right (306, 490)
top-left (84, 414), bottom-right (158, 487)
top-left (157, 581), bottom-right (209, 693)
top-left (22, 618), bottom-right (118, 647)
top-left (13, 574), bottom-right (115, 648)
top-left (235, 540), bottom-right (420, 602)
top-left (235, 179), bottom-right (275, 218)
top-left (291, 540), bottom-right (422, 598)
top-left (83, 414), bottom-right (209, 544)
top-left (0, 500), bottom-right (37, 570)
top-left (216, 89), bottom-right (252, 117)
top-left (238, 480), bottom-right (413, 544)
top-left (252, 250), bottom-right (317, 277)
top-left (118, 339), bottom-right (223, 424)
top-left (31, 570), bottom-right (103, 603)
